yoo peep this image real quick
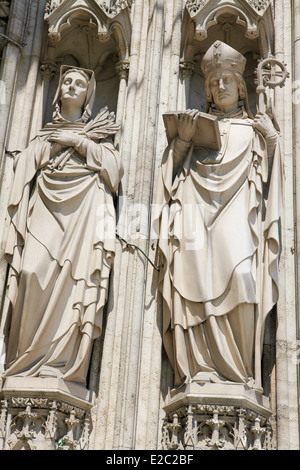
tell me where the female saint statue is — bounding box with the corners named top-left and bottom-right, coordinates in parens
top-left (2, 65), bottom-right (123, 386)
top-left (156, 42), bottom-right (283, 389)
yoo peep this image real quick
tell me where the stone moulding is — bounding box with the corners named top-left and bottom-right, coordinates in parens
top-left (186, 0), bottom-right (271, 16)
top-left (45, 0), bottom-right (132, 19)
top-left (185, 0), bottom-right (272, 41)
top-left (162, 383), bottom-right (275, 450)
top-left (0, 377), bottom-right (93, 450)
top-left (44, 0), bottom-right (131, 59)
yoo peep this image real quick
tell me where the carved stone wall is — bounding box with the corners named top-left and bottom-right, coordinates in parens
top-left (0, 0), bottom-right (299, 451)
top-left (0, 378), bottom-right (92, 450)
top-left (162, 404), bottom-right (274, 451)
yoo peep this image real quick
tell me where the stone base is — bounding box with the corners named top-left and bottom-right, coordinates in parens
top-left (168, 381), bottom-right (271, 414)
top-left (1, 376), bottom-right (94, 408)
top-left (0, 377), bottom-right (93, 450)
top-left (162, 382), bottom-right (274, 450)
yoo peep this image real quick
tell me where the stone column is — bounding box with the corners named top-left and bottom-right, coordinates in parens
top-left (132, 0), bottom-right (183, 450)
top-left (0, 0), bottom-right (28, 160)
top-left (273, 0), bottom-right (300, 450)
top-left (0, 0), bottom-right (30, 317)
top-left (90, 0), bottom-right (183, 450)
top-left (39, 47), bottom-right (57, 122)
top-left (179, 59), bottom-right (195, 109)
top-left (114, 59), bottom-right (130, 149)
top-left (0, 0), bottom-right (23, 370)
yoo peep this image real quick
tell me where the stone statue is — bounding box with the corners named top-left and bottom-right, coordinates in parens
top-left (2, 65), bottom-right (123, 386)
top-left (156, 41), bottom-right (283, 389)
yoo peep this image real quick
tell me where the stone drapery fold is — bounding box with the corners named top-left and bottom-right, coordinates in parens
top-left (4, 132), bottom-right (123, 384)
top-left (156, 116), bottom-right (283, 386)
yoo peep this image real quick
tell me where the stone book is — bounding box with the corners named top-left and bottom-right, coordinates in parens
top-left (163, 111), bottom-right (222, 150)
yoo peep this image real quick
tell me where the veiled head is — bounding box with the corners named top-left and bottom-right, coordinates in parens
top-left (53, 65), bottom-right (96, 123)
top-left (59, 69), bottom-right (89, 110)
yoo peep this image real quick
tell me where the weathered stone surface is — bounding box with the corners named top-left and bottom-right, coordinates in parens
top-left (0, 0), bottom-right (298, 451)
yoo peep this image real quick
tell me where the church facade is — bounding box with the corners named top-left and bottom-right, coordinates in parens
top-left (0, 0), bottom-right (299, 451)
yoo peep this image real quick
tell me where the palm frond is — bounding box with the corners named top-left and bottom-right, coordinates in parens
top-left (84, 107), bottom-right (120, 139)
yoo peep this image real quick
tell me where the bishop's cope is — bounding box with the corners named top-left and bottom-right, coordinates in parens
top-left (156, 41), bottom-right (283, 390)
top-left (2, 65), bottom-right (123, 386)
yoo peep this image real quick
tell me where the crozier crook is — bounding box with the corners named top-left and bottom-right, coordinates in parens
top-left (255, 56), bottom-right (289, 114)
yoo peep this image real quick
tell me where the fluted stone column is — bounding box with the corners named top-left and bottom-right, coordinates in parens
top-left (273, 0), bottom-right (300, 451)
top-left (90, 0), bottom-right (183, 450)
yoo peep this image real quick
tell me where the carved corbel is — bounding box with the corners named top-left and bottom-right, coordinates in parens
top-left (40, 60), bottom-right (57, 80)
top-left (180, 60), bottom-right (196, 80)
top-left (47, 28), bottom-right (61, 44)
top-left (115, 59), bottom-right (130, 81)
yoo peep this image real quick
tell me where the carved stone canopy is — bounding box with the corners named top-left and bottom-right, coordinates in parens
top-left (45, 0), bottom-right (131, 61)
top-left (186, 0), bottom-right (271, 17)
top-left (180, 0), bottom-right (274, 114)
top-left (185, 0), bottom-right (272, 41)
top-left (41, 0), bottom-right (131, 129)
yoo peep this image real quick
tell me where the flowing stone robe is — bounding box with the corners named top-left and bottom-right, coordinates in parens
top-left (3, 124), bottom-right (123, 385)
top-left (156, 109), bottom-right (283, 388)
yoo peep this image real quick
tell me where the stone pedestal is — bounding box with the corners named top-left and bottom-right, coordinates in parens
top-left (162, 383), bottom-right (274, 451)
top-left (0, 377), bottom-right (93, 450)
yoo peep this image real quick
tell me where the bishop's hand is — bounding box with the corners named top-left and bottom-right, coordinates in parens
top-left (253, 111), bottom-right (277, 139)
top-left (177, 109), bottom-right (201, 143)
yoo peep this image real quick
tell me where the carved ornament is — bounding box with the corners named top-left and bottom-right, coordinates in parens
top-left (0, 396), bottom-right (91, 450)
top-left (185, 0), bottom-right (272, 41)
top-left (45, 0), bottom-right (131, 60)
top-left (162, 402), bottom-right (274, 451)
top-left (45, 0), bottom-right (132, 18)
top-left (186, 0), bottom-right (271, 17)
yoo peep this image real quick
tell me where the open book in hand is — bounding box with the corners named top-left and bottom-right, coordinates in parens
top-left (163, 111), bottom-right (222, 150)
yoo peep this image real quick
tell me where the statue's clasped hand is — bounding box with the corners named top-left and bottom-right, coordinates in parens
top-left (48, 130), bottom-right (85, 171)
top-left (48, 130), bottom-right (82, 149)
top-left (177, 109), bottom-right (201, 143)
top-left (253, 111), bottom-right (277, 140)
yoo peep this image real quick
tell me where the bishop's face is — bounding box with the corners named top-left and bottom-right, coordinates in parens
top-left (60, 71), bottom-right (88, 110)
top-left (209, 70), bottom-right (239, 113)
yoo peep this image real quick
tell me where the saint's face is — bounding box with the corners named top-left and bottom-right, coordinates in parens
top-left (60, 71), bottom-right (88, 109)
top-left (209, 70), bottom-right (239, 112)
